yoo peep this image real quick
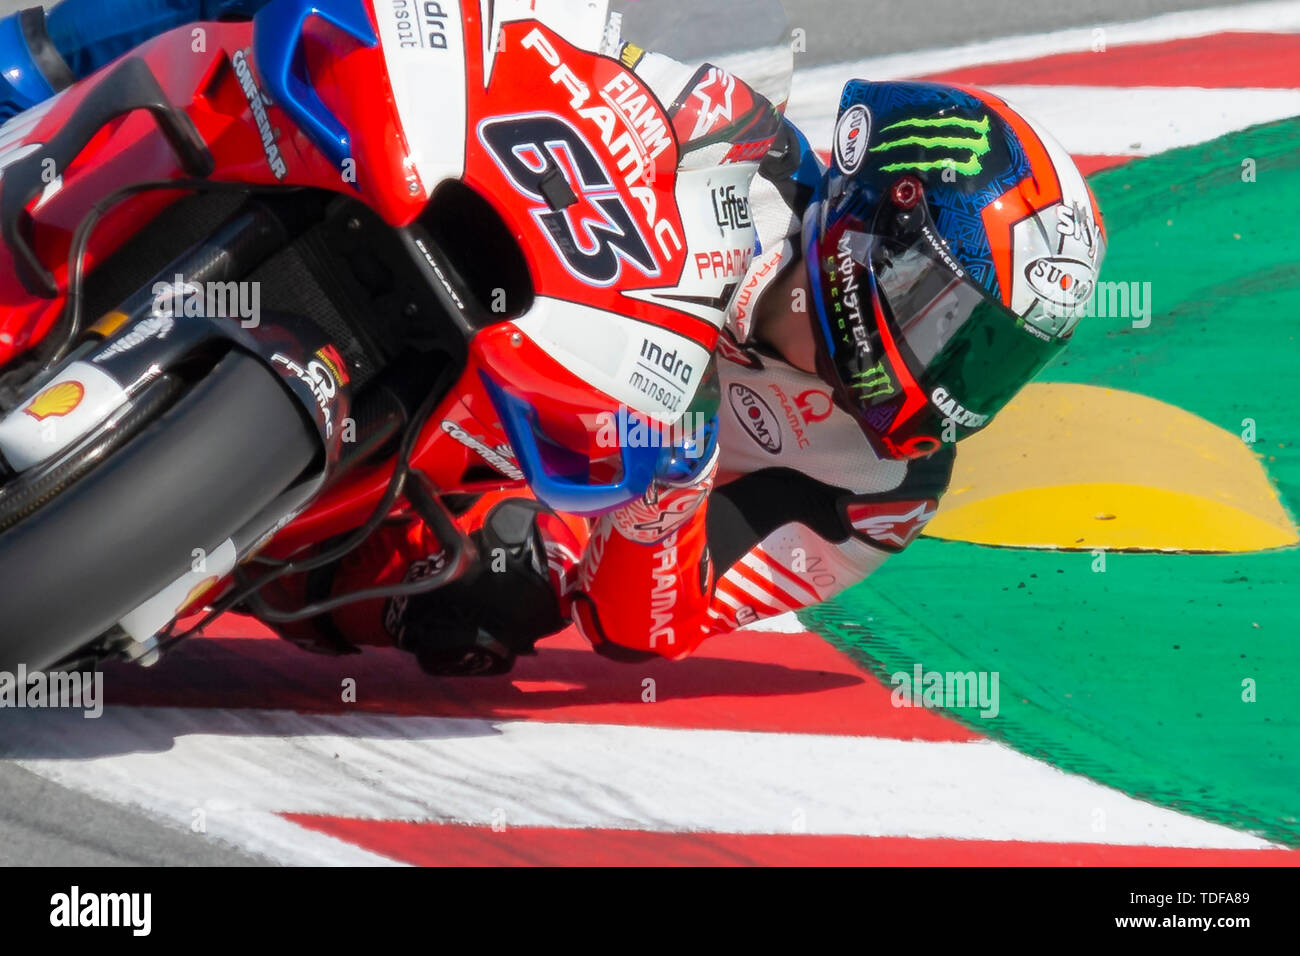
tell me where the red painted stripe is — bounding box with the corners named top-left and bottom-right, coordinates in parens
top-left (104, 616), bottom-right (978, 740)
top-left (915, 33), bottom-right (1300, 89)
top-left (1072, 154), bottom-right (1133, 176)
top-left (283, 816), bottom-right (1300, 866)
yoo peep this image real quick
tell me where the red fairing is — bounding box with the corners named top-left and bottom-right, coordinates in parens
top-left (462, 21), bottom-right (710, 352)
top-left (0, 13), bottom-right (430, 369)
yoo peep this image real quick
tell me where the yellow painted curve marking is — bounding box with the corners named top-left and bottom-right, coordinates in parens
top-left (926, 383), bottom-right (1297, 552)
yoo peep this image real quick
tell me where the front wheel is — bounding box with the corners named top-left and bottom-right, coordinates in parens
top-left (0, 350), bottom-right (321, 671)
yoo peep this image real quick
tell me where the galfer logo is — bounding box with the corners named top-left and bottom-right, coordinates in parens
top-left (728, 382), bottom-right (781, 454)
top-left (1025, 256), bottom-right (1095, 311)
top-left (834, 104), bottom-right (871, 174)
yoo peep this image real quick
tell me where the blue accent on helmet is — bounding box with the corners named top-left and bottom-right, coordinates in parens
top-left (828, 80), bottom-right (1032, 303)
top-left (253, 0), bottom-right (377, 174)
top-left (481, 374), bottom-right (661, 517)
top-left (802, 176), bottom-right (838, 372)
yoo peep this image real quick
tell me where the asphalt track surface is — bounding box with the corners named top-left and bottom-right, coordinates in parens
top-left (0, 0), bottom-right (1274, 866)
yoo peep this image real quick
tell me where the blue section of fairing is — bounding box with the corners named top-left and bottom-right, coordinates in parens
top-left (42, 0), bottom-right (374, 173)
top-left (653, 414), bottom-right (718, 485)
top-left (252, 0), bottom-right (377, 174)
top-left (252, 0), bottom-right (377, 173)
top-left (0, 13), bottom-right (58, 119)
top-left (481, 374), bottom-right (662, 517)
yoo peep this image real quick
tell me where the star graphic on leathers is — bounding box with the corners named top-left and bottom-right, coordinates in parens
top-left (851, 501), bottom-right (937, 547)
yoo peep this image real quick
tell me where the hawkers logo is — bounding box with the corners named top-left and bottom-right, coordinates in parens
top-left (1025, 256), bottom-right (1095, 310)
top-left (834, 105), bottom-right (871, 174)
top-left (872, 114), bottom-right (991, 178)
top-left (728, 383), bottom-right (781, 454)
top-left (232, 50), bottom-right (287, 180)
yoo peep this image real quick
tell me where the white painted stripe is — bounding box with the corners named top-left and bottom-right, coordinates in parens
top-left (739, 610), bottom-right (808, 633)
top-left (790, 1), bottom-right (1300, 90)
top-left (12, 708), bottom-right (1279, 858)
top-left (788, 83), bottom-right (1300, 156)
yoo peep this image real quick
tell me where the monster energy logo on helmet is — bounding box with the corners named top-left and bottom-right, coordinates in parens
top-left (850, 362), bottom-right (895, 401)
top-left (871, 114), bottom-right (991, 177)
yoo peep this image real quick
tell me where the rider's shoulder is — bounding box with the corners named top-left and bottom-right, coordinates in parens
top-left (618, 44), bottom-right (784, 166)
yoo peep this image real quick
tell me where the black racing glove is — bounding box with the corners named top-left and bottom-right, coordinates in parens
top-left (398, 499), bottom-right (568, 677)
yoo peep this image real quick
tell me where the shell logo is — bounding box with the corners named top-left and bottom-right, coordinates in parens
top-left (23, 381), bottom-right (86, 421)
top-left (179, 576), bottom-right (220, 616)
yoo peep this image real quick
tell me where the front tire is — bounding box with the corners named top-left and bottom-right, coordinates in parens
top-left (0, 350), bottom-right (320, 670)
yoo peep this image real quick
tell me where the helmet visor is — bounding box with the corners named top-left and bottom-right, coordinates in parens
top-left (818, 206), bottom-right (1065, 451)
top-left (873, 227), bottom-right (1065, 427)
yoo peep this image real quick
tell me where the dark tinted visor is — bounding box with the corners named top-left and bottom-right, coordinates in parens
top-left (870, 222), bottom-right (1065, 429)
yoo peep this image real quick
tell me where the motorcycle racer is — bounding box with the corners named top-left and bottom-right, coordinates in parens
top-left (0, 1), bottom-right (1107, 674)
top-left (573, 80), bottom-right (1107, 662)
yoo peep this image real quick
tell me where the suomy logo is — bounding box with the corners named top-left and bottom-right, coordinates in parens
top-left (728, 383), bottom-right (781, 454)
top-left (1025, 256), bottom-right (1095, 310)
top-left (871, 114), bottom-right (991, 178)
top-left (834, 104), bottom-right (871, 174)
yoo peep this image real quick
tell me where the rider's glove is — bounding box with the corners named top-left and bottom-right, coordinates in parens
top-left (399, 499), bottom-right (572, 677)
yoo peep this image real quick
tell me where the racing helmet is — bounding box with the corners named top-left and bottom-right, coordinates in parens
top-left (804, 80), bottom-right (1107, 460)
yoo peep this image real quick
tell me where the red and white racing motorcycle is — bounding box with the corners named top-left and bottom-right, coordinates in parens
top-left (0, 0), bottom-right (794, 670)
